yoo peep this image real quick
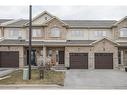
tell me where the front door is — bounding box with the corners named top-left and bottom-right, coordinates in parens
top-left (58, 51), bottom-right (64, 64)
top-left (27, 49), bottom-right (36, 66)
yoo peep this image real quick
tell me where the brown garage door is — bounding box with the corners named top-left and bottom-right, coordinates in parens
top-left (95, 53), bottom-right (113, 69)
top-left (0, 51), bottom-right (19, 67)
top-left (70, 53), bottom-right (88, 69)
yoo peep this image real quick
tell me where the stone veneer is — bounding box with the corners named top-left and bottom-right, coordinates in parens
top-left (65, 39), bottom-right (118, 69)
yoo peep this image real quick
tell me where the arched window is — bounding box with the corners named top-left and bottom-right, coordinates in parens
top-left (120, 28), bottom-right (127, 37)
top-left (50, 27), bottom-right (60, 37)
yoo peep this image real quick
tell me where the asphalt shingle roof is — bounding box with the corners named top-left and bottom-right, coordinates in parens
top-left (0, 19), bottom-right (117, 28)
top-left (5, 19), bottom-right (28, 27)
top-left (0, 19), bottom-right (13, 24)
top-left (0, 40), bottom-right (95, 46)
top-left (62, 20), bottom-right (117, 28)
top-left (0, 40), bottom-right (126, 47)
top-left (67, 40), bottom-right (95, 44)
top-left (0, 39), bottom-right (26, 45)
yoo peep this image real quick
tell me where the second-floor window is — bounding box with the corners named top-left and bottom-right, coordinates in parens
top-left (95, 31), bottom-right (106, 37)
top-left (70, 31), bottom-right (84, 38)
top-left (32, 29), bottom-right (42, 37)
top-left (120, 28), bottom-right (127, 37)
top-left (9, 28), bottom-right (21, 38)
top-left (50, 27), bottom-right (60, 37)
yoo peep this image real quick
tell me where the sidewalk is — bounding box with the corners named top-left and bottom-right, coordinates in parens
top-left (0, 84), bottom-right (62, 89)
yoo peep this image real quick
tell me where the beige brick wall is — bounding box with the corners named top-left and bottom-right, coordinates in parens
top-left (44, 18), bottom-right (67, 40)
top-left (113, 19), bottom-right (127, 41)
top-left (123, 49), bottom-right (127, 66)
top-left (65, 39), bottom-right (118, 69)
top-left (0, 46), bottom-right (24, 68)
top-left (32, 14), bottom-right (52, 25)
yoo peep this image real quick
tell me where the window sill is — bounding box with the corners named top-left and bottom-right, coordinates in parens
top-left (119, 36), bottom-right (127, 38)
top-left (50, 36), bottom-right (61, 38)
top-left (32, 37), bottom-right (43, 38)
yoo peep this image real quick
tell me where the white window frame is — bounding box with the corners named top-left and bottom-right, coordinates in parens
top-left (50, 27), bottom-right (60, 37)
top-left (95, 31), bottom-right (106, 37)
top-left (32, 29), bottom-right (42, 37)
top-left (120, 28), bottom-right (127, 37)
top-left (8, 28), bottom-right (21, 39)
top-left (70, 31), bottom-right (84, 38)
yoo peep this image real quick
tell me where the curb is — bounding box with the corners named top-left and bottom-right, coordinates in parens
top-left (0, 84), bottom-right (62, 89)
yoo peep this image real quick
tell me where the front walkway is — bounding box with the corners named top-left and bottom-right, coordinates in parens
top-left (64, 69), bottom-right (127, 89)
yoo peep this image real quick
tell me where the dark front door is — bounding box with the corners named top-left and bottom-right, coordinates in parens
top-left (95, 53), bottom-right (113, 69)
top-left (0, 51), bottom-right (19, 67)
top-left (58, 51), bottom-right (64, 64)
top-left (70, 53), bottom-right (88, 69)
top-left (27, 49), bottom-right (36, 66)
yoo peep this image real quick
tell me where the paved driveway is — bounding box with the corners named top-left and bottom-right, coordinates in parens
top-left (64, 70), bottom-right (127, 89)
top-left (0, 68), bottom-right (16, 77)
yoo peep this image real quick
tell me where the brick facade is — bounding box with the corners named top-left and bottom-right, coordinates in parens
top-left (65, 39), bottom-right (118, 69)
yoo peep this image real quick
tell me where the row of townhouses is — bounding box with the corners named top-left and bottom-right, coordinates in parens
top-left (0, 11), bottom-right (127, 69)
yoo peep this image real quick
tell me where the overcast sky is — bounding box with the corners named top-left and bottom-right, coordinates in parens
top-left (0, 6), bottom-right (127, 20)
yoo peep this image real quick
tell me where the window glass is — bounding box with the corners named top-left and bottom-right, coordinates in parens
top-left (48, 49), bottom-right (52, 57)
top-left (120, 28), bottom-right (127, 37)
top-left (32, 29), bottom-right (42, 37)
top-left (9, 28), bottom-right (21, 38)
top-left (50, 27), bottom-right (60, 37)
top-left (95, 31), bottom-right (106, 37)
top-left (71, 31), bottom-right (84, 37)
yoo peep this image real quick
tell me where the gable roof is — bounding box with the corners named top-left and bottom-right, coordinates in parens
top-left (0, 11), bottom-right (121, 28)
top-left (0, 19), bottom-right (118, 28)
top-left (90, 37), bottom-right (119, 45)
top-left (63, 20), bottom-right (117, 28)
top-left (113, 16), bottom-right (127, 26)
top-left (32, 11), bottom-right (53, 22)
top-left (43, 16), bottom-right (69, 27)
top-left (24, 11), bottom-right (54, 26)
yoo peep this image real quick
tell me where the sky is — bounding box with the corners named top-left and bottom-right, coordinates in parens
top-left (0, 6), bottom-right (127, 20)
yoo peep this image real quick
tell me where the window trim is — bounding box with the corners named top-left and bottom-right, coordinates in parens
top-left (119, 28), bottom-right (127, 37)
top-left (32, 28), bottom-right (42, 37)
top-left (7, 28), bottom-right (21, 39)
top-left (50, 27), bottom-right (61, 38)
top-left (94, 31), bottom-right (106, 37)
top-left (70, 31), bottom-right (84, 39)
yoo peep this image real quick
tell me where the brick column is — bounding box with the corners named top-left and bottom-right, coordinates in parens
top-left (89, 52), bottom-right (94, 69)
top-left (43, 46), bottom-right (46, 65)
top-left (121, 50), bottom-right (124, 65)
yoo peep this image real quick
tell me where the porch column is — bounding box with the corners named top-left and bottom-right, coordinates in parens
top-left (121, 50), bottom-right (124, 65)
top-left (43, 46), bottom-right (46, 66)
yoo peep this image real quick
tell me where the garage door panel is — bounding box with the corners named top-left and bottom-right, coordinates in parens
top-left (95, 53), bottom-right (113, 69)
top-left (70, 53), bottom-right (88, 69)
top-left (0, 51), bottom-right (19, 67)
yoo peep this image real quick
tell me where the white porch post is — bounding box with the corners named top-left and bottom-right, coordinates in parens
top-left (121, 50), bottom-right (124, 65)
top-left (43, 46), bottom-right (46, 66)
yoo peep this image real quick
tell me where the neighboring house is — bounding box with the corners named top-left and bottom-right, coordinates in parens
top-left (0, 11), bottom-right (127, 69)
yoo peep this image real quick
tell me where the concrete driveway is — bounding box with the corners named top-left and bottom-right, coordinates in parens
top-left (0, 68), bottom-right (16, 77)
top-left (64, 70), bottom-right (127, 89)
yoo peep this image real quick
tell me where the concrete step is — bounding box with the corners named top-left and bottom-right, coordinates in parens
top-left (51, 64), bottom-right (66, 70)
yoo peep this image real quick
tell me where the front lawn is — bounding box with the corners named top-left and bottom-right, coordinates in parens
top-left (0, 69), bottom-right (65, 86)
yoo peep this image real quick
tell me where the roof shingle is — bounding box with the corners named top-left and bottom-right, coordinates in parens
top-left (62, 20), bottom-right (117, 28)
